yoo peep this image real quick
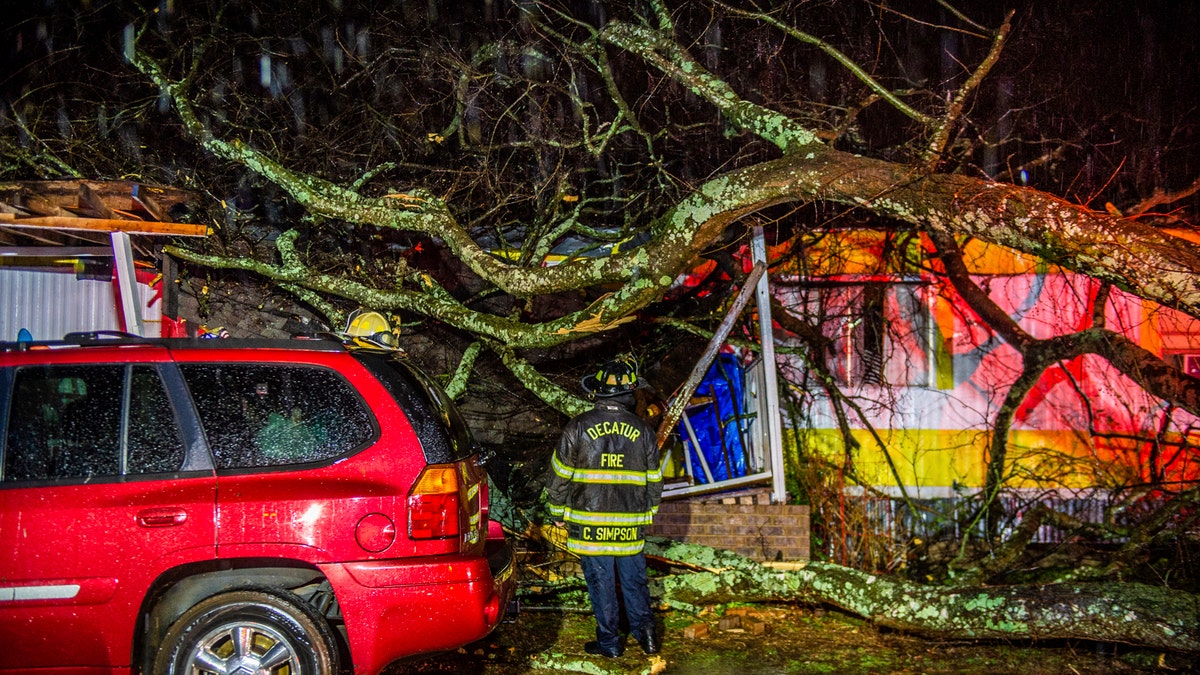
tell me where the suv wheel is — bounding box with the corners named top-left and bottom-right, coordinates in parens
top-left (154, 588), bottom-right (339, 675)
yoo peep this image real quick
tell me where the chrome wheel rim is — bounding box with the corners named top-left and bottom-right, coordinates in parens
top-left (184, 620), bottom-right (301, 675)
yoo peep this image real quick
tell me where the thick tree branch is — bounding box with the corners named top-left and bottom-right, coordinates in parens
top-left (497, 348), bottom-right (589, 417)
top-left (444, 341), bottom-right (483, 400)
top-left (646, 540), bottom-right (1200, 653)
top-left (774, 151), bottom-right (1200, 323)
top-left (930, 231), bottom-right (1034, 349)
top-left (599, 20), bottom-right (822, 154)
top-left (165, 241), bottom-right (632, 349)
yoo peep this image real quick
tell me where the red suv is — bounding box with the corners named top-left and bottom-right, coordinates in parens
top-left (0, 334), bottom-right (515, 674)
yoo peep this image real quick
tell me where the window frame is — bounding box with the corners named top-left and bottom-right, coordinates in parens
top-left (784, 274), bottom-right (937, 388)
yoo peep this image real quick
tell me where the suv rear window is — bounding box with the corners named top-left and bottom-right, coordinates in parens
top-left (3, 364), bottom-right (185, 482)
top-left (353, 352), bottom-right (476, 464)
top-left (180, 364), bottom-right (374, 469)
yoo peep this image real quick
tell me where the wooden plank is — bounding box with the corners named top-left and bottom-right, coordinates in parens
top-left (79, 183), bottom-right (116, 219)
top-left (111, 209), bottom-right (148, 221)
top-left (0, 225), bottom-right (62, 246)
top-left (0, 214), bottom-right (207, 237)
top-left (16, 191), bottom-right (63, 217)
top-left (132, 187), bottom-right (168, 222)
top-left (0, 180), bottom-right (197, 217)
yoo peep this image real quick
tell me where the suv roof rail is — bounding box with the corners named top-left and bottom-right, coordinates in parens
top-left (0, 335), bottom-right (350, 353)
top-left (0, 332), bottom-right (156, 352)
top-left (64, 330), bottom-right (145, 342)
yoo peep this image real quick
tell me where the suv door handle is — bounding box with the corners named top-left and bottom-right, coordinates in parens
top-left (137, 508), bottom-right (188, 527)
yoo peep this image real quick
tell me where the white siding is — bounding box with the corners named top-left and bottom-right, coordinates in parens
top-left (0, 267), bottom-right (163, 341)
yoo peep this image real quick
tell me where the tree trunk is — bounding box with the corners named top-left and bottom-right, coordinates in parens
top-left (645, 540), bottom-right (1200, 653)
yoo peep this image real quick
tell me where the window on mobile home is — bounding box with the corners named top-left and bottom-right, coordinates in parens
top-left (784, 281), bottom-right (934, 387)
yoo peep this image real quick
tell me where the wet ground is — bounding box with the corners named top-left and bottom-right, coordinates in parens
top-left (386, 604), bottom-right (1190, 674)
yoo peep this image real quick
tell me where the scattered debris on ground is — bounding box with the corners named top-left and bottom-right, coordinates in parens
top-left (389, 603), bottom-right (1191, 674)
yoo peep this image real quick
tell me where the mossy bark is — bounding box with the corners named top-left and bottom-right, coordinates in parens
top-left (645, 540), bottom-right (1200, 653)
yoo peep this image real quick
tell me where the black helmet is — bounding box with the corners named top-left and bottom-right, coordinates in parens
top-left (582, 357), bottom-right (639, 398)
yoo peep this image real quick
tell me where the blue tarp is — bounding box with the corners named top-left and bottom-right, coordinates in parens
top-left (680, 353), bottom-right (748, 483)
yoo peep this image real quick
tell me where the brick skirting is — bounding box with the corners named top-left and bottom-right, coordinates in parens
top-left (646, 489), bottom-right (810, 561)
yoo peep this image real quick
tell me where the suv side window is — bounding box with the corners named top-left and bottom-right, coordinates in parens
top-left (128, 366), bottom-right (188, 473)
top-left (180, 364), bottom-right (374, 469)
top-left (3, 365), bottom-right (185, 482)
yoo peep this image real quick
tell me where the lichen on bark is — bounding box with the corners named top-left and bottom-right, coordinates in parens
top-left (643, 540), bottom-right (1200, 653)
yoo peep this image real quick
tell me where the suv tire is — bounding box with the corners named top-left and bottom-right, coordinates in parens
top-left (154, 588), bottom-right (340, 675)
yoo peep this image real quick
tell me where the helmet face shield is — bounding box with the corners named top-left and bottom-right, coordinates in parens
top-left (582, 357), bottom-right (638, 397)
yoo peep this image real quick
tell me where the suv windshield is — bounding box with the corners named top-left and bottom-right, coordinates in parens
top-left (353, 352), bottom-right (476, 464)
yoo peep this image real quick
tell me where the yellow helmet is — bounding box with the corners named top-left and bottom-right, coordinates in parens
top-left (344, 309), bottom-right (398, 348)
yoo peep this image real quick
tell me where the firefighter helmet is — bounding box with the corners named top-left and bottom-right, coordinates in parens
top-left (344, 309), bottom-right (398, 348)
top-left (582, 356), bottom-right (639, 397)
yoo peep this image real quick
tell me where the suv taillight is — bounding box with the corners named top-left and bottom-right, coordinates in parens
top-left (408, 464), bottom-right (461, 539)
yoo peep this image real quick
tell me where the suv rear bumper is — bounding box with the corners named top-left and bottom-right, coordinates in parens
top-left (320, 540), bottom-right (516, 675)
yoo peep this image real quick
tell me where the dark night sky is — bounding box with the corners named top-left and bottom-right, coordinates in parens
top-left (1, 1), bottom-right (1198, 214)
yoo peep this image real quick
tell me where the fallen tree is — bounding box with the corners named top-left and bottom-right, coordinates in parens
top-left (643, 540), bottom-right (1200, 653)
top-left (7, 1), bottom-right (1200, 653)
top-left (505, 502), bottom-right (1200, 654)
top-left (42, 1), bottom-right (1194, 419)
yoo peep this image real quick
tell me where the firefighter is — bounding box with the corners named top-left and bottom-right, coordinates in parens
top-left (545, 357), bottom-right (663, 658)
